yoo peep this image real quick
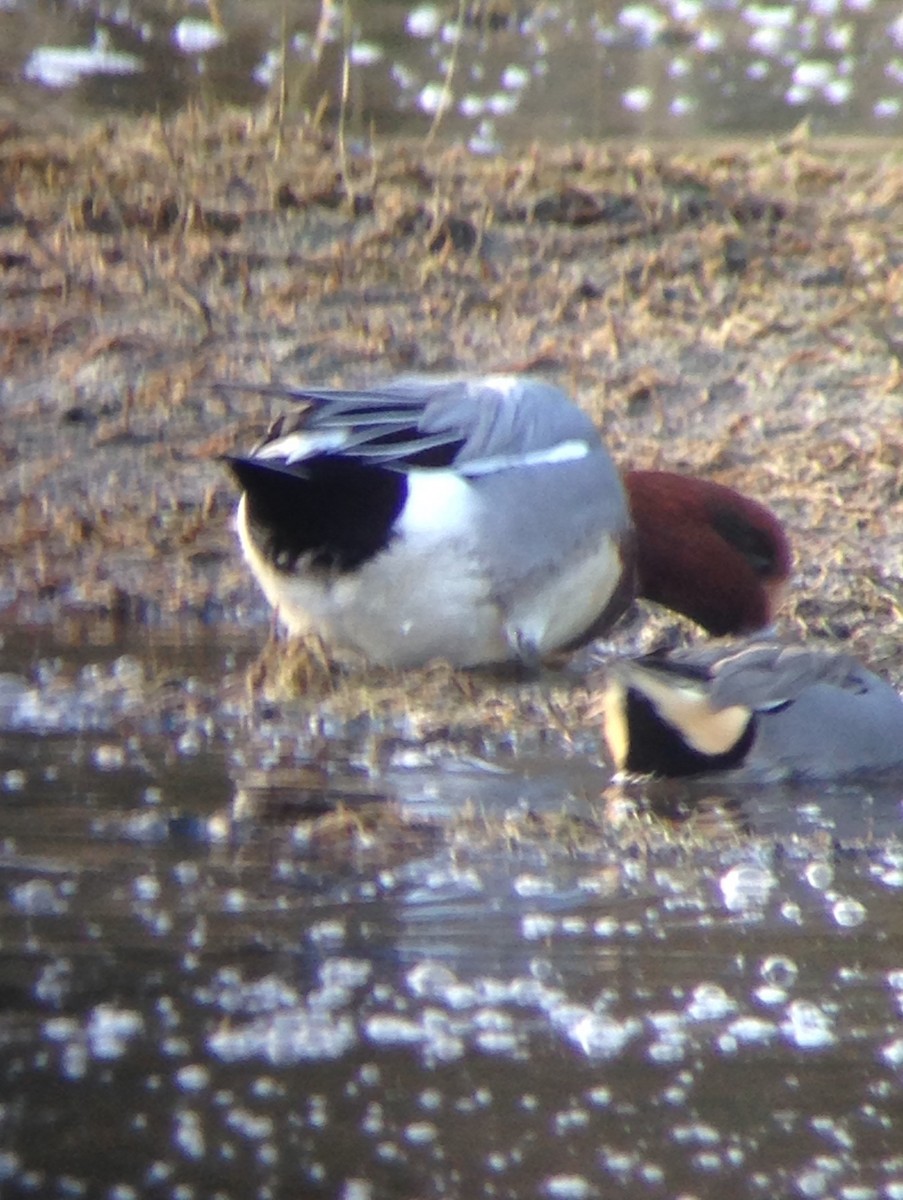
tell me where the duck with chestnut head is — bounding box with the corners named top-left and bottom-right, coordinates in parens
top-left (223, 374), bottom-right (792, 668)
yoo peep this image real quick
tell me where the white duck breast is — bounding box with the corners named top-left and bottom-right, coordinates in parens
top-left (226, 375), bottom-right (634, 668)
top-left (603, 641), bottom-right (903, 780)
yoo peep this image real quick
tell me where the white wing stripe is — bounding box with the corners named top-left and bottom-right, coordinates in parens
top-left (256, 430), bottom-right (350, 462)
top-left (459, 439), bottom-right (591, 477)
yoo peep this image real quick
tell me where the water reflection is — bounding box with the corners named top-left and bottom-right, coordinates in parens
top-left (1, 625), bottom-right (903, 1196)
top-left (6, 0), bottom-right (903, 145)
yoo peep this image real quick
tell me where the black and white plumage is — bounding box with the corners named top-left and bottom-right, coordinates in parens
top-left (225, 375), bottom-right (635, 668)
top-left (599, 641), bottom-right (903, 780)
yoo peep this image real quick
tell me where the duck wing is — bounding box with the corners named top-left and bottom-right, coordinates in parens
top-left (705, 642), bottom-right (868, 712)
top-left (220, 375), bottom-right (602, 473)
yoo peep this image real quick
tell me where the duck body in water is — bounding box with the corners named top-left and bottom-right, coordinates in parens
top-left (599, 640), bottom-right (903, 780)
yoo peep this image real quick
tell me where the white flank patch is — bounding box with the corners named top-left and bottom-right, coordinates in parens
top-left (256, 429), bottom-right (349, 463)
top-left (460, 439), bottom-right (590, 477)
top-left (398, 470), bottom-right (475, 538)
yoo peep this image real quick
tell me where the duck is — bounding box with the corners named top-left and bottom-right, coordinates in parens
top-left (225, 374), bottom-right (635, 668)
top-left (624, 470), bottom-right (792, 636)
top-left (223, 374), bottom-right (791, 669)
top-left (598, 640), bottom-right (903, 780)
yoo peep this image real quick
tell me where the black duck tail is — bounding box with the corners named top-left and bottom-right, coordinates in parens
top-left (225, 454), bottom-right (407, 573)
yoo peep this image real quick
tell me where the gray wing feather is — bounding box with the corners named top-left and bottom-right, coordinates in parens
top-left (417, 377), bottom-right (601, 463)
top-left (706, 643), bottom-right (868, 711)
top-left (223, 376), bottom-right (601, 469)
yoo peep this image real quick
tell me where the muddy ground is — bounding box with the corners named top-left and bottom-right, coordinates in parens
top-left (0, 109), bottom-right (901, 736)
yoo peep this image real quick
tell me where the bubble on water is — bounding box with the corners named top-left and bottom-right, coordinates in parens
top-left (176, 1065), bottom-right (209, 1092)
top-left (210, 1009), bottom-right (356, 1064)
top-left (133, 874), bottom-right (161, 902)
top-left (407, 4), bottom-right (442, 38)
top-left (486, 91), bottom-right (518, 117)
top-left (474, 1007), bottom-right (514, 1035)
top-left (418, 82), bottom-right (450, 116)
top-left (514, 873), bottom-right (556, 898)
top-left (418, 1088), bottom-right (442, 1112)
top-left (542, 1175), bottom-right (594, 1199)
top-left (86, 1004), bottom-right (144, 1059)
top-left (810, 1115), bottom-right (854, 1150)
top-left (223, 888), bottom-right (249, 913)
top-left (720, 863), bottom-right (775, 911)
top-left (823, 78), bottom-right (852, 104)
top-left (341, 1180), bottom-right (374, 1200)
top-left (562, 1009), bottom-right (641, 1059)
top-left (761, 956), bottom-right (798, 987)
top-left (406, 961), bottom-right (457, 1000)
top-left (404, 1121), bottom-right (437, 1144)
top-left (349, 42), bottom-right (383, 67)
top-left (440, 982), bottom-right (477, 1010)
top-left (309, 919), bottom-right (346, 945)
top-left (320, 958), bottom-right (371, 991)
top-left (45, 1016), bottom-right (79, 1042)
top-left (476, 1027), bottom-right (521, 1056)
top-left (11, 878), bottom-right (68, 915)
top-left (172, 18), bottom-right (225, 54)
top-left (2, 768), bottom-right (26, 791)
top-left (225, 1106), bottom-right (274, 1141)
top-left (177, 729), bottom-right (203, 756)
top-left (173, 1108), bottom-right (205, 1159)
top-left (522, 913), bottom-right (556, 939)
top-left (93, 743), bottom-right (126, 770)
top-left (622, 86), bottom-right (653, 112)
top-left (875, 98), bottom-right (902, 119)
top-left (365, 1015), bottom-right (424, 1046)
top-left (793, 59), bottom-right (835, 88)
top-left (502, 64), bottom-right (530, 90)
top-left (888, 969), bottom-right (903, 993)
top-left (876, 866), bottom-right (903, 888)
top-left (743, 3), bottom-right (795, 29)
top-left (206, 970), bottom-right (300, 1015)
top-left (795, 1166), bottom-right (832, 1197)
top-left (0, 1151), bottom-right (20, 1181)
top-left (459, 94), bottom-right (487, 118)
top-left (881, 1037), bottom-right (903, 1067)
top-left (694, 1150), bottom-right (724, 1171)
top-left (407, 865), bottom-right (484, 903)
top-left (673, 1121), bottom-right (720, 1145)
top-left (805, 861), bottom-right (834, 890)
top-left (831, 897), bottom-right (866, 927)
top-left (686, 983), bottom-right (736, 1021)
top-left (34, 958), bottom-right (71, 1005)
top-left (719, 1016), bottom-right (777, 1050)
top-left (781, 1000), bottom-right (835, 1049)
top-left (647, 1029), bottom-right (688, 1064)
top-left (755, 983), bottom-right (788, 1006)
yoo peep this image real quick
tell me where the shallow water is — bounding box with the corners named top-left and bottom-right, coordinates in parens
top-left (6, 0), bottom-right (903, 146)
top-left (2, 626), bottom-right (903, 1198)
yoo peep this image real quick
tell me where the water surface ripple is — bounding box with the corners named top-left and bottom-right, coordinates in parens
top-left (1, 627), bottom-right (903, 1198)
